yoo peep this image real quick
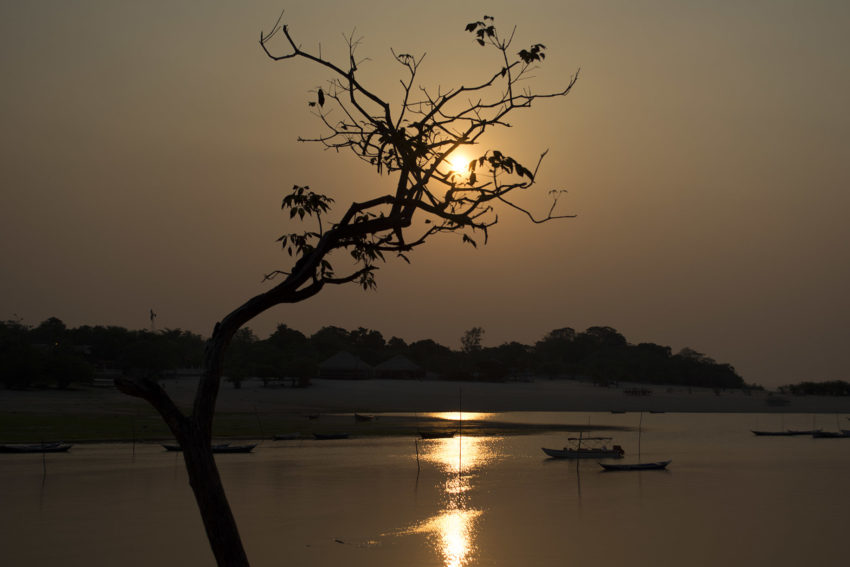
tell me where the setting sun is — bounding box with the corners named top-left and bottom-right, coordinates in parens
top-left (446, 153), bottom-right (472, 176)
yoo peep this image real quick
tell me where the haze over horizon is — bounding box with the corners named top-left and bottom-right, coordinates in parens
top-left (2, 1), bottom-right (848, 389)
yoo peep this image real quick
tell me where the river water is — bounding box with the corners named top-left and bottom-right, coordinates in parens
top-left (2, 412), bottom-right (848, 566)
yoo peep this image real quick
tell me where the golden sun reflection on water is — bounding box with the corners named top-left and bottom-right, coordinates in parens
top-left (421, 435), bottom-right (498, 475)
top-left (403, 435), bottom-right (500, 567)
top-left (406, 508), bottom-right (483, 567)
top-left (426, 411), bottom-right (493, 423)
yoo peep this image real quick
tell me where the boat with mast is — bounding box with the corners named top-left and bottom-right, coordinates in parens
top-left (542, 431), bottom-right (625, 459)
top-left (600, 412), bottom-right (670, 471)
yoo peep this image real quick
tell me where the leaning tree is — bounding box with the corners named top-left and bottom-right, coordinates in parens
top-left (116, 14), bottom-right (578, 567)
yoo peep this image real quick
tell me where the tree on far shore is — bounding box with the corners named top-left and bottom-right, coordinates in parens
top-left (114, 15), bottom-right (578, 567)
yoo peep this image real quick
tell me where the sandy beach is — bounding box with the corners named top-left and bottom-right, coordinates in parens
top-left (2, 377), bottom-right (850, 443)
top-left (5, 377), bottom-right (850, 416)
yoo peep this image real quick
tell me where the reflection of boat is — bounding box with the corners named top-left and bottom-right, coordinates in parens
top-left (601, 460), bottom-right (671, 471)
top-left (354, 413), bottom-right (375, 422)
top-left (542, 434), bottom-right (624, 459)
top-left (0, 442), bottom-right (72, 454)
top-left (162, 443), bottom-right (257, 453)
top-left (419, 431), bottom-right (456, 439)
top-left (313, 433), bottom-right (350, 440)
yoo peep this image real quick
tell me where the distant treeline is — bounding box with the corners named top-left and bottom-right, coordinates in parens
top-left (1, 317), bottom-right (751, 390)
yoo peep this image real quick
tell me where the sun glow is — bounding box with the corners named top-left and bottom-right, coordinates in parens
top-left (445, 153), bottom-right (471, 176)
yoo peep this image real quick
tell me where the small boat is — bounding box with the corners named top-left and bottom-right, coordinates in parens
top-left (419, 431), bottom-right (456, 439)
top-left (0, 442), bottom-right (72, 454)
top-left (354, 413), bottom-right (375, 422)
top-left (599, 412), bottom-right (671, 472)
top-left (162, 442), bottom-right (256, 453)
top-left (601, 460), bottom-right (671, 471)
top-left (542, 433), bottom-right (624, 459)
top-left (212, 443), bottom-right (256, 453)
top-left (812, 430), bottom-right (850, 438)
top-left (786, 429), bottom-right (822, 436)
top-left (752, 430), bottom-right (796, 436)
top-left (313, 433), bottom-right (350, 440)
top-left (273, 433), bottom-right (301, 441)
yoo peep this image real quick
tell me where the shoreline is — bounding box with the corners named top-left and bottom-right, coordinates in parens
top-left (2, 378), bottom-right (849, 443)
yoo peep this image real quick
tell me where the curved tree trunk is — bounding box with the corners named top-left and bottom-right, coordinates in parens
top-left (179, 423), bottom-right (250, 567)
top-left (117, 286), bottom-right (326, 566)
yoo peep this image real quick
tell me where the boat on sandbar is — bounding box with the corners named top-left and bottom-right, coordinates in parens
top-left (419, 430), bottom-right (456, 439)
top-left (162, 442), bottom-right (257, 453)
top-left (0, 442), bottom-right (72, 454)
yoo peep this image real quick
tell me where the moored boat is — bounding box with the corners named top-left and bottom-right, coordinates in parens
top-left (812, 430), bottom-right (850, 438)
top-left (542, 434), bottom-right (624, 459)
top-left (273, 433), bottom-right (301, 440)
top-left (752, 430), bottom-right (795, 436)
top-left (600, 460), bottom-right (671, 471)
top-left (598, 412), bottom-right (671, 471)
top-left (162, 442), bottom-right (257, 453)
top-left (211, 443), bottom-right (256, 453)
top-left (313, 433), bottom-right (350, 440)
top-left (419, 430), bottom-right (455, 439)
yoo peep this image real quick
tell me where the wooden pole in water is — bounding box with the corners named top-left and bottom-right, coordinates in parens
top-left (253, 405), bottom-right (266, 443)
top-left (132, 413), bottom-right (137, 459)
top-left (415, 439), bottom-right (420, 472)
top-left (638, 411), bottom-right (644, 463)
top-left (458, 387), bottom-right (463, 474)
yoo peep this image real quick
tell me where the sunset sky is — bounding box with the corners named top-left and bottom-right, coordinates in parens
top-left (1, 1), bottom-right (847, 388)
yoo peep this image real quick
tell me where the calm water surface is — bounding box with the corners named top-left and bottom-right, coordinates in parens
top-left (2, 412), bottom-right (848, 566)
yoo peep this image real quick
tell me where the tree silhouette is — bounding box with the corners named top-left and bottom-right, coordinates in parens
top-left (461, 326), bottom-right (485, 353)
top-left (116, 15), bottom-right (578, 566)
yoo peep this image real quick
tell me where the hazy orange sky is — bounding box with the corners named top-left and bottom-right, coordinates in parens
top-left (1, 1), bottom-right (848, 388)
